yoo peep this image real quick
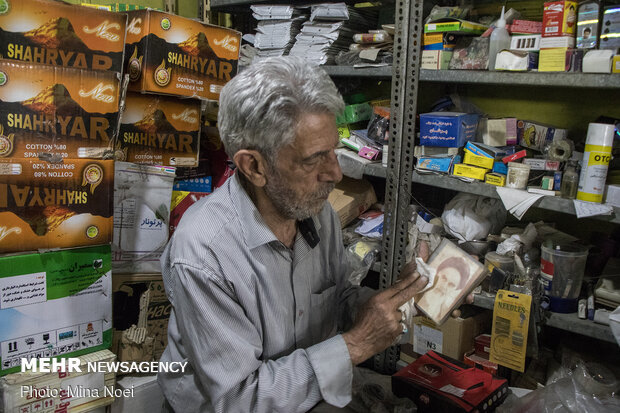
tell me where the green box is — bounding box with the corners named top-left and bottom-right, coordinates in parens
top-left (0, 246), bottom-right (112, 376)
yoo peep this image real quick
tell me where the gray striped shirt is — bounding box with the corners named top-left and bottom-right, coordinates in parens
top-left (158, 173), bottom-right (374, 412)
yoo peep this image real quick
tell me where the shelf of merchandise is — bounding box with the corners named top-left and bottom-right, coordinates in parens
top-left (473, 293), bottom-right (616, 344)
top-left (419, 70), bottom-right (620, 89)
top-left (411, 171), bottom-right (620, 224)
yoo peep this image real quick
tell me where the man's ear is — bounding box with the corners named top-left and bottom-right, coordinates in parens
top-left (233, 150), bottom-right (268, 187)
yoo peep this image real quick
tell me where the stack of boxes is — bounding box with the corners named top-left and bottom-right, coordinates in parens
top-left (0, 0), bottom-right (126, 410)
top-left (0, 0), bottom-right (241, 409)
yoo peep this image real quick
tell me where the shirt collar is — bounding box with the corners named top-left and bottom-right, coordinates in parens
top-left (230, 173), bottom-right (322, 250)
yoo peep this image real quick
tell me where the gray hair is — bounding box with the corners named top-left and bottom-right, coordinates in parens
top-left (217, 56), bottom-right (345, 164)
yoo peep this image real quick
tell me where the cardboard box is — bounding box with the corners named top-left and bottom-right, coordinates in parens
top-left (327, 176), bottom-right (377, 228)
top-left (112, 162), bottom-right (176, 274)
top-left (1, 349), bottom-right (116, 412)
top-left (112, 273), bottom-right (171, 362)
top-left (118, 92), bottom-right (201, 167)
top-left (485, 172), bottom-right (506, 186)
top-left (517, 120), bottom-right (567, 151)
top-left (463, 150), bottom-right (494, 169)
top-left (393, 351), bottom-right (509, 413)
top-left (543, 0), bottom-right (578, 37)
top-left (421, 50), bottom-right (453, 70)
top-left (410, 311), bottom-right (491, 361)
top-left (0, 60), bottom-right (122, 160)
top-left (0, 0), bottom-right (127, 73)
top-left (419, 112), bottom-right (479, 147)
top-left (124, 9), bottom-right (241, 100)
top-left (452, 163), bottom-right (488, 181)
top-left (0, 246), bottom-right (112, 376)
top-left (0, 158), bottom-right (113, 253)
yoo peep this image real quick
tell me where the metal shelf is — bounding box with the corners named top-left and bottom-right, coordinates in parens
top-left (363, 162), bottom-right (387, 178)
top-left (472, 294), bottom-right (616, 344)
top-left (412, 171), bottom-right (620, 224)
top-left (322, 65), bottom-right (393, 78)
top-left (419, 69), bottom-right (620, 89)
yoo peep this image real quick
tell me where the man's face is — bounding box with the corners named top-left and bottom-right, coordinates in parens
top-left (264, 112), bottom-right (343, 221)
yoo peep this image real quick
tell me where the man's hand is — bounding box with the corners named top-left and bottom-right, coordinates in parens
top-left (342, 268), bottom-right (428, 366)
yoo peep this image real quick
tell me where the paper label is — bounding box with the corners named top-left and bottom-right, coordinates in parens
top-left (413, 322), bottom-right (443, 355)
top-left (489, 290), bottom-right (531, 372)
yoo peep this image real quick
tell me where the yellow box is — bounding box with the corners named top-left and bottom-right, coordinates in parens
top-left (452, 163), bottom-right (488, 180)
top-left (613, 56), bottom-right (620, 74)
top-left (463, 149), bottom-right (495, 169)
top-left (539, 48), bottom-right (568, 72)
top-left (485, 172), bottom-right (506, 186)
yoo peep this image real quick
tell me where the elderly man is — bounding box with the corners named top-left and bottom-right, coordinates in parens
top-left (158, 56), bottom-right (429, 412)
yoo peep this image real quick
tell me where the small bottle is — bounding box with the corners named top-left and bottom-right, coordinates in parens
top-left (561, 161), bottom-right (579, 199)
top-left (488, 6), bottom-right (511, 71)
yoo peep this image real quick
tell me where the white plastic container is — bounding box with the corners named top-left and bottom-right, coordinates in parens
top-left (577, 123), bottom-right (615, 203)
top-left (506, 162), bottom-right (531, 189)
top-left (488, 7), bottom-right (512, 71)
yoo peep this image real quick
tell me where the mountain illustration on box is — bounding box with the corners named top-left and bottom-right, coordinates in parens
top-left (133, 107), bottom-right (176, 134)
top-left (24, 17), bottom-right (85, 50)
top-left (21, 84), bottom-right (82, 116)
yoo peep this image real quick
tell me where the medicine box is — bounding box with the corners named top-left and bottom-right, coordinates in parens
top-left (542, 0), bottom-right (578, 37)
top-left (0, 246), bottom-right (112, 376)
top-left (463, 150), bottom-right (494, 169)
top-left (452, 163), bottom-right (488, 180)
top-left (419, 112), bottom-right (479, 147)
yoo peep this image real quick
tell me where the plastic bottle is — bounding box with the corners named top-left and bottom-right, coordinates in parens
top-left (561, 161), bottom-right (579, 199)
top-left (577, 123), bottom-right (615, 203)
top-left (488, 6), bottom-right (511, 71)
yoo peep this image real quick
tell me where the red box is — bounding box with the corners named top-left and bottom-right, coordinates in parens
top-left (542, 1), bottom-right (578, 37)
top-left (464, 351), bottom-right (499, 375)
top-left (393, 351), bottom-right (509, 413)
top-left (508, 20), bottom-right (543, 34)
top-left (474, 334), bottom-right (491, 357)
top-left (502, 150), bottom-right (528, 163)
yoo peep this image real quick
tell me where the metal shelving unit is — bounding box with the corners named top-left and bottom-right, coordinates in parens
top-left (473, 294), bottom-right (616, 344)
top-left (420, 69), bottom-right (620, 89)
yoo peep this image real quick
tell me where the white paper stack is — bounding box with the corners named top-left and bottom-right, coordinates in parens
top-left (251, 5), bottom-right (307, 60)
top-left (289, 3), bottom-right (378, 65)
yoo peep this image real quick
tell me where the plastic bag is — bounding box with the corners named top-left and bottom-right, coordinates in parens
top-left (441, 193), bottom-right (506, 242)
top-left (346, 240), bottom-right (381, 285)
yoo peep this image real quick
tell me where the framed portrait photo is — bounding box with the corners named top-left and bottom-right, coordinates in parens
top-left (415, 239), bottom-right (487, 325)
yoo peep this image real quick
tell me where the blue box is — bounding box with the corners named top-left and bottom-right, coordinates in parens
top-left (492, 161), bottom-right (508, 175)
top-left (419, 112), bottom-right (480, 147)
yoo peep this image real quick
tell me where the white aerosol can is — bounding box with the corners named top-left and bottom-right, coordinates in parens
top-left (577, 123), bottom-right (615, 203)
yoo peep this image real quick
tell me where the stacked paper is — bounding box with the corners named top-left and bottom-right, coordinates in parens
top-left (289, 3), bottom-right (378, 65)
top-left (251, 5), bottom-right (307, 60)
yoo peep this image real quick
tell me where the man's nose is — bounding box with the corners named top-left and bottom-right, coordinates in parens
top-left (319, 151), bottom-right (343, 183)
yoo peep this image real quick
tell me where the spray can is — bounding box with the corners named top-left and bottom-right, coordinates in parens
top-left (577, 123), bottom-right (615, 203)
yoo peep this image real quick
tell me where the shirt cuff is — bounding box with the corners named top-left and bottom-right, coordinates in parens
top-left (306, 335), bottom-right (353, 407)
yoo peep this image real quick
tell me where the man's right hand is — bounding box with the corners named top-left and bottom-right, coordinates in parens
top-left (341, 270), bottom-right (428, 365)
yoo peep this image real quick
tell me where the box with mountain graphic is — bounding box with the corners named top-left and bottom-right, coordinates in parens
top-left (124, 9), bottom-right (241, 100)
top-left (0, 158), bottom-right (113, 253)
top-left (0, 0), bottom-right (127, 73)
top-left (117, 92), bottom-right (200, 167)
top-left (0, 60), bottom-right (122, 160)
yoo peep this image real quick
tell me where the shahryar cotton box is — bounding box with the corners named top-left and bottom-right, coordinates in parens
top-left (0, 246), bottom-right (112, 376)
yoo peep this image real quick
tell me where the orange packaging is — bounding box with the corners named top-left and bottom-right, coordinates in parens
top-left (0, 60), bottom-right (121, 160)
top-left (0, 0), bottom-right (127, 73)
top-left (542, 1), bottom-right (578, 37)
top-left (124, 9), bottom-right (241, 100)
top-left (0, 158), bottom-right (113, 253)
top-left (117, 92), bottom-right (200, 166)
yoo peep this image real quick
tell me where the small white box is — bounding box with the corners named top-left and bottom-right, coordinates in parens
top-left (540, 36), bottom-right (576, 48)
top-left (510, 34), bottom-right (542, 51)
